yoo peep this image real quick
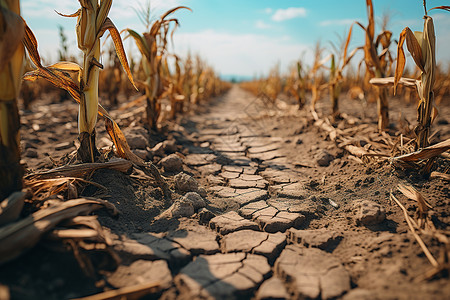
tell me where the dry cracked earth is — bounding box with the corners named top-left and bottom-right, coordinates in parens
top-left (1, 85), bottom-right (449, 299)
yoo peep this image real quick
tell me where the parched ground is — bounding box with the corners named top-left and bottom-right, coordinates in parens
top-left (1, 85), bottom-right (449, 299)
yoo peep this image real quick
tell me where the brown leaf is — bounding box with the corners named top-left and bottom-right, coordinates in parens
top-left (55, 9), bottom-right (81, 18)
top-left (390, 192), bottom-right (439, 268)
top-left (397, 184), bottom-right (432, 215)
top-left (160, 6), bottom-right (192, 21)
top-left (103, 117), bottom-right (171, 199)
top-left (343, 24), bottom-right (353, 65)
top-left (365, 0), bottom-right (375, 42)
top-left (393, 138), bottom-right (450, 162)
top-left (370, 76), bottom-right (417, 88)
top-left (30, 159), bottom-right (132, 179)
top-left (394, 28), bottom-right (407, 95)
top-left (404, 28), bottom-right (425, 72)
top-left (375, 30), bottom-right (392, 49)
top-left (99, 18), bottom-right (137, 90)
top-left (22, 24), bottom-right (82, 101)
top-left (0, 198), bottom-right (117, 265)
top-left (22, 22), bottom-right (42, 68)
top-left (428, 6), bottom-right (450, 12)
top-left (430, 172), bottom-right (450, 181)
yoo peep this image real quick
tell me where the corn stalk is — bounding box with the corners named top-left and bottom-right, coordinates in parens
top-left (357, 0), bottom-right (393, 131)
top-left (0, 0), bottom-right (25, 201)
top-left (125, 6), bottom-right (190, 131)
top-left (285, 61), bottom-right (306, 110)
top-left (23, 0), bottom-right (137, 162)
top-left (51, 0), bottom-right (135, 162)
top-left (22, 23), bottom-right (171, 197)
top-left (295, 62), bottom-right (306, 109)
top-left (329, 54), bottom-right (340, 119)
top-left (328, 26), bottom-right (360, 120)
top-left (310, 42), bottom-right (329, 111)
top-left (371, 4), bottom-right (449, 150)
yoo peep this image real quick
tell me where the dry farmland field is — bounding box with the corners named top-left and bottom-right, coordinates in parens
top-left (1, 1), bottom-right (450, 299)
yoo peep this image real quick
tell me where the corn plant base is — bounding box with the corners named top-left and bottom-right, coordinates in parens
top-left (146, 98), bottom-right (160, 131)
top-left (377, 88), bottom-right (389, 131)
top-left (77, 131), bottom-right (100, 163)
top-left (0, 101), bottom-right (23, 202)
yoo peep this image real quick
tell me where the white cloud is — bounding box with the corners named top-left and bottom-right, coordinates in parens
top-left (319, 19), bottom-right (356, 27)
top-left (173, 29), bottom-right (312, 77)
top-left (271, 7), bottom-right (307, 22)
top-left (255, 20), bottom-right (271, 29)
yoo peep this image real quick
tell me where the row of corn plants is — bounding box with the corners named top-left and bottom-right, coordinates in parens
top-left (241, 0), bottom-right (449, 153)
top-left (0, 0), bottom-right (230, 204)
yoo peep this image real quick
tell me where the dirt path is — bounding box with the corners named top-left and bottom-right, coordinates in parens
top-left (1, 85), bottom-right (449, 299)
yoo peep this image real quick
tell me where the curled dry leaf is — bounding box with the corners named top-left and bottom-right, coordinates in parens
top-left (370, 77), bottom-right (417, 89)
top-left (430, 172), bottom-right (450, 181)
top-left (99, 18), bottom-right (137, 90)
top-left (47, 215), bottom-right (112, 245)
top-left (390, 192), bottom-right (439, 268)
top-left (397, 183), bottom-right (432, 214)
top-left (393, 138), bottom-right (450, 162)
top-left (29, 159), bottom-right (133, 179)
top-left (0, 198), bottom-right (117, 265)
top-left (428, 5), bottom-right (450, 12)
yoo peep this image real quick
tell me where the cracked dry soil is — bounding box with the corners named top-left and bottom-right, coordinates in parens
top-left (1, 85), bottom-right (449, 299)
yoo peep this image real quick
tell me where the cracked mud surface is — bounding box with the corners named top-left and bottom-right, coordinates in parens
top-left (1, 86), bottom-right (449, 299)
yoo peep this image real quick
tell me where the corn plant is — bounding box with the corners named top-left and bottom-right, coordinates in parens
top-left (309, 42), bottom-right (329, 111)
top-left (0, 0), bottom-right (25, 201)
top-left (327, 28), bottom-right (359, 120)
top-left (23, 0), bottom-right (136, 163)
top-left (124, 6), bottom-right (190, 131)
top-left (371, 3), bottom-right (449, 150)
top-left (294, 62), bottom-right (306, 109)
top-left (356, 0), bottom-right (394, 131)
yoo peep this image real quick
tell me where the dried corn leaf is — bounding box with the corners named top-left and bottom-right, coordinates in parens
top-left (103, 118), bottom-right (171, 199)
top-left (29, 159), bottom-right (132, 179)
top-left (345, 145), bottom-right (369, 157)
top-left (429, 6), bottom-right (450, 12)
top-left (393, 138), bottom-right (450, 162)
top-left (370, 76), bottom-right (417, 88)
top-left (398, 183), bottom-right (432, 213)
top-left (73, 281), bottom-right (161, 300)
top-left (343, 24), bottom-right (353, 64)
top-left (390, 192), bottom-right (439, 267)
top-left (0, 198), bottom-right (117, 265)
top-left (0, 191), bottom-right (26, 226)
top-left (430, 172), bottom-right (450, 181)
top-left (25, 177), bottom-right (106, 202)
top-left (59, 215), bottom-right (112, 244)
top-left (99, 18), bottom-right (136, 90)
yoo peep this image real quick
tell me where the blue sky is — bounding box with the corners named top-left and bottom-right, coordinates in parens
top-left (21, 0), bottom-right (450, 77)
